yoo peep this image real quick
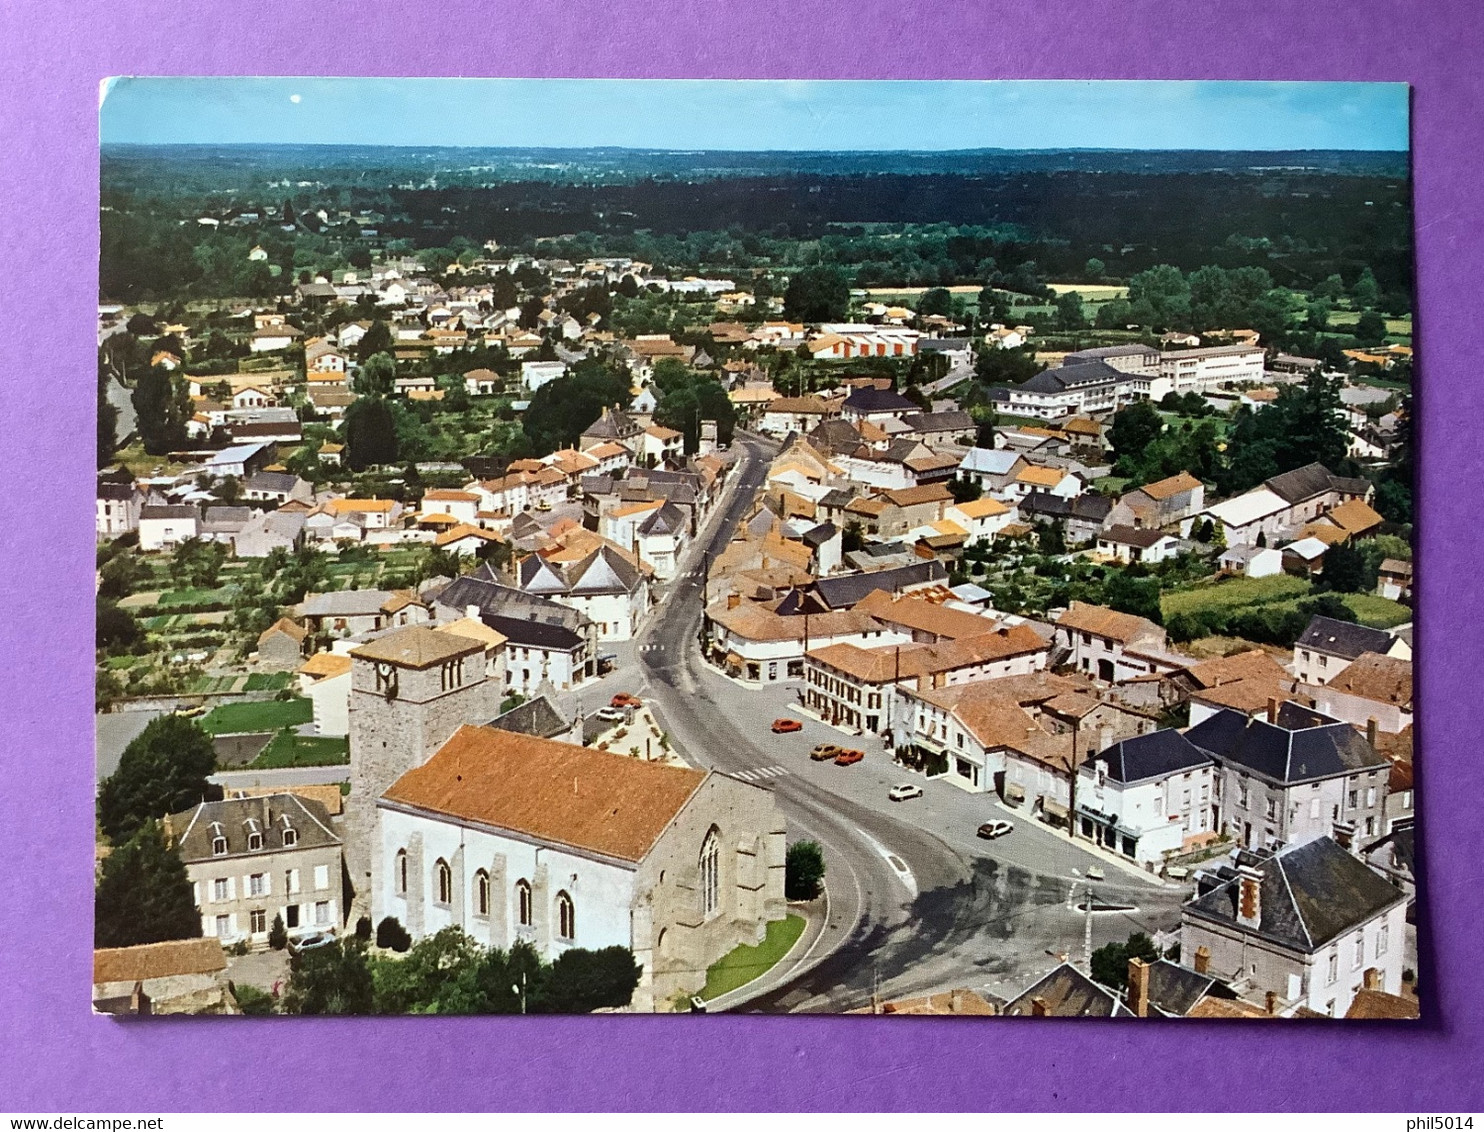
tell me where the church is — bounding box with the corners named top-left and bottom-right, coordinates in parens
top-left (343, 624), bottom-right (788, 1011)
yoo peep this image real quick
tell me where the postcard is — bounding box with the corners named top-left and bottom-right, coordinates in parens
top-left (92, 78), bottom-right (1415, 1021)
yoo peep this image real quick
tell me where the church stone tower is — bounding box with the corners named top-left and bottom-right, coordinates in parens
top-left (344, 626), bottom-right (500, 914)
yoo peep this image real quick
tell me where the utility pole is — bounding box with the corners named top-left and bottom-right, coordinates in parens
top-left (1068, 715), bottom-right (1081, 843)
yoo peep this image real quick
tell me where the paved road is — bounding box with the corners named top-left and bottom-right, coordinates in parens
top-left (627, 432), bottom-right (1189, 1012)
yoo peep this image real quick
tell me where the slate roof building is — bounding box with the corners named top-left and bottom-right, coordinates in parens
top-left (1002, 962), bottom-right (1132, 1018)
top-left (1180, 837), bottom-right (1409, 1017)
top-left (1075, 729), bottom-right (1219, 864)
top-left (517, 544), bottom-right (651, 641)
top-left (374, 724), bottom-right (787, 1012)
top-left (1186, 702), bottom-right (1391, 852)
top-left (993, 359), bottom-right (1139, 419)
top-left (165, 794), bottom-right (344, 948)
top-left (1018, 490), bottom-right (1113, 544)
top-left (1293, 614), bottom-right (1411, 686)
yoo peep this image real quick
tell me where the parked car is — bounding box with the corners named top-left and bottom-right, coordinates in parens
top-left (887, 784), bottom-right (923, 802)
top-left (809, 743), bottom-right (844, 761)
top-left (976, 820), bottom-right (1014, 840)
top-left (771, 718), bottom-right (802, 734)
top-left (595, 707), bottom-right (627, 723)
top-left (610, 692), bottom-right (642, 708)
top-left (291, 931), bottom-right (336, 953)
top-left (834, 749), bottom-right (864, 766)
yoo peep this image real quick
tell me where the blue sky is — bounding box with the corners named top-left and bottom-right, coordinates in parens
top-left (100, 78), bottom-right (1409, 151)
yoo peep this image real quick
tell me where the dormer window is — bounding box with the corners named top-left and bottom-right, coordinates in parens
top-left (247, 832), bottom-right (263, 851)
top-left (282, 828), bottom-right (298, 847)
top-left (211, 837), bottom-right (227, 856)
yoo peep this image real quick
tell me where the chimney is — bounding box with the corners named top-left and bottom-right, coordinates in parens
top-left (1265, 990), bottom-right (1279, 1015)
top-left (1193, 945), bottom-right (1211, 975)
top-left (1030, 996), bottom-right (1049, 1017)
top-left (1363, 967), bottom-right (1381, 991)
top-left (727, 593), bottom-right (741, 610)
top-left (466, 604), bottom-right (481, 621)
top-left (1266, 697), bottom-right (1278, 724)
top-left (1236, 865), bottom-right (1264, 930)
top-left (1366, 717), bottom-right (1379, 748)
top-left (950, 989), bottom-right (965, 1013)
top-left (1128, 957), bottom-right (1151, 1018)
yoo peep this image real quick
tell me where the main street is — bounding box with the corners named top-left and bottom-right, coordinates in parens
top-left (573, 432), bottom-right (1190, 1011)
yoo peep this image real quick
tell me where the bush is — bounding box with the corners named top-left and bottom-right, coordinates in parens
top-left (785, 840), bottom-right (826, 901)
top-left (268, 913), bottom-right (288, 951)
top-left (234, 983), bottom-right (276, 1015)
top-left (355, 916), bottom-right (372, 942)
top-left (376, 916), bottom-right (412, 952)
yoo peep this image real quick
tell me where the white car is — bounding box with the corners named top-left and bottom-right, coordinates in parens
top-left (976, 819), bottom-right (1014, 840)
top-left (595, 707), bottom-right (627, 723)
top-left (887, 784), bottom-right (923, 802)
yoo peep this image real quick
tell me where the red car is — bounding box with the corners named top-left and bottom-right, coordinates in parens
top-left (834, 749), bottom-right (865, 766)
top-left (610, 693), bottom-right (642, 709)
top-left (771, 718), bottom-right (802, 734)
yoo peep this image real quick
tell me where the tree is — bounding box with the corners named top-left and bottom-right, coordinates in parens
top-left (1090, 931), bottom-right (1160, 993)
top-left (132, 365), bottom-right (191, 455)
top-left (538, 946), bottom-right (643, 1014)
top-left (343, 396), bottom-right (399, 471)
top-left (948, 475), bottom-right (982, 504)
top-left (356, 321), bottom-right (393, 362)
top-left (1084, 257), bottom-right (1106, 281)
top-left (268, 913), bottom-right (288, 951)
top-left (785, 840), bottom-right (826, 900)
top-left (376, 916), bottom-right (412, 953)
top-left (518, 297), bottom-right (546, 330)
top-left (355, 351), bottom-right (397, 398)
top-left (974, 345), bottom-right (1044, 388)
top-left (1351, 266), bottom-right (1381, 308)
top-left (1037, 520), bottom-right (1067, 556)
top-left (1126, 264), bottom-right (1190, 328)
top-left (98, 361), bottom-right (119, 467)
top-left (1320, 543), bottom-right (1369, 593)
top-left (1354, 310), bottom-right (1388, 343)
top-left (282, 939), bottom-right (376, 1015)
top-left (1095, 298), bottom-right (1134, 330)
top-left (1103, 572), bottom-right (1163, 625)
top-left (94, 821), bottom-right (203, 948)
top-left (97, 713), bottom-right (217, 844)
top-left (918, 287), bottom-right (953, 317)
top-left (783, 266), bottom-right (849, 322)
top-left (1107, 401), bottom-right (1164, 467)
top-left (522, 359), bottom-right (632, 453)
top-left (1055, 290), bottom-right (1086, 330)
top-left (96, 598), bottom-right (143, 651)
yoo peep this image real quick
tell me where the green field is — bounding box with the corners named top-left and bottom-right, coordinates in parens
top-left (157, 586), bottom-right (236, 608)
top-left (244, 671), bottom-right (295, 692)
top-left (1161, 575), bottom-right (1312, 618)
top-left (251, 733), bottom-right (349, 769)
top-left (1339, 593), bottom-right (1412, 629)
top-left (1045, 282), bottom-right (1129, 301)
top-left (699, 914), bottom-right (807, 1001)
top-left (201, 697), bottom-right (313, 735)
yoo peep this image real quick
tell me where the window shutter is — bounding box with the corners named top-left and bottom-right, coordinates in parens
top-left (264, 872), bottom-right (272, 896)
top-left (227, 876), bottom-right (236, 901)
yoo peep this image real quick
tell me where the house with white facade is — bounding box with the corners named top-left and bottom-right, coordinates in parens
top-left (1096, 525), bottom-right (1181, 565)
top-left (517, 545), bottom-right (651, 642)
top-left (138, 504), bottom-right (200, 552)
top-left (1180, 837), bottom-right (1408, 1017)
top-left (1292, 615), bottom-right (1411, 686)
top-left (168, 794), bottom-right (343, 947)
top-left (1054, 602), bottom-right (1180, 684)
top-left (1075, 730), bottom-right (1217, 865)
top-left (1187, 702), bottom-right (1392, 851)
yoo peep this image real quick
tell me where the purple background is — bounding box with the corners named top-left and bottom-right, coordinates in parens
top-left (1, 0), bottom-right (1479, 1111)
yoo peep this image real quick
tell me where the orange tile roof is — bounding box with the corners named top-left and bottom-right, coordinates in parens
top-left (297, 652), bottom-right (352, 679)
top-left (1344, 989), bottom-right (1420, 1020)
top-left (1016, 464), bottom-right (1068, 487)
top-left (883, 483), bottom-right (954, 508)
top-left (326, 498), bottom-right (396, 514)
top-left (1138, 471), bottom-right (1203, 501)
top-left (258, 616), bottom-right (307, 646)
top-left (1183, 650), bottom-right (1289, 690)
top-left (1057, 601), bottom-right (1162, 645)
top-left (94, 939), bottom-right (226, 985)
top-left (382, 726), bottom-right (707, 863)
top-left (1324, 497), bottom-right (1384, 536)
top-left (951, 497), bottom-right (1011, 519)
top-left (1324, 652), bottom-right (1412, 706)
top-left (437, 523), bottom-right (503, 547)
top-left (423, 489), bottom-right (480, 503)
top-left (853, 590), bottom-right (1005, 641)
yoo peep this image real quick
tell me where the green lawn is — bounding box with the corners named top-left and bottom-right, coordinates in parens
top-left (1162, 575), bottom-right (1313, 618)
top-left (251, 733), bottom-right (350, 769)
top-left (244, 671), bottom-right (295, 692)
top-left (699, 914), bottom-right (807, 1001)
top-left (1341, 593), bottom-right (1412, 629)
top-left (201, 697), bottom-right (313, 735)
top-left (158, 586), bottom-right (235, 608)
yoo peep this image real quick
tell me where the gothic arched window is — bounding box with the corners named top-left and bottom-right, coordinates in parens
top-left (699, 828), bottom-right (721, 920)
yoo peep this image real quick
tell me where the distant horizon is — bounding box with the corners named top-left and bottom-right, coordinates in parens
top-left (101, 141), bottom-right (1406, 154)
top-left (100, 79), bottom-right (1410, 152)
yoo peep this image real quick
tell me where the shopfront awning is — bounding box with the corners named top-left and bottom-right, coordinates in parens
top-left (1041, 798), bottom-right (1069, 821)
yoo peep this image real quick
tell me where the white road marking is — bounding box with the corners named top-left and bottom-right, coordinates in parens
top-left (859, 829), bottom-right (918, 899)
